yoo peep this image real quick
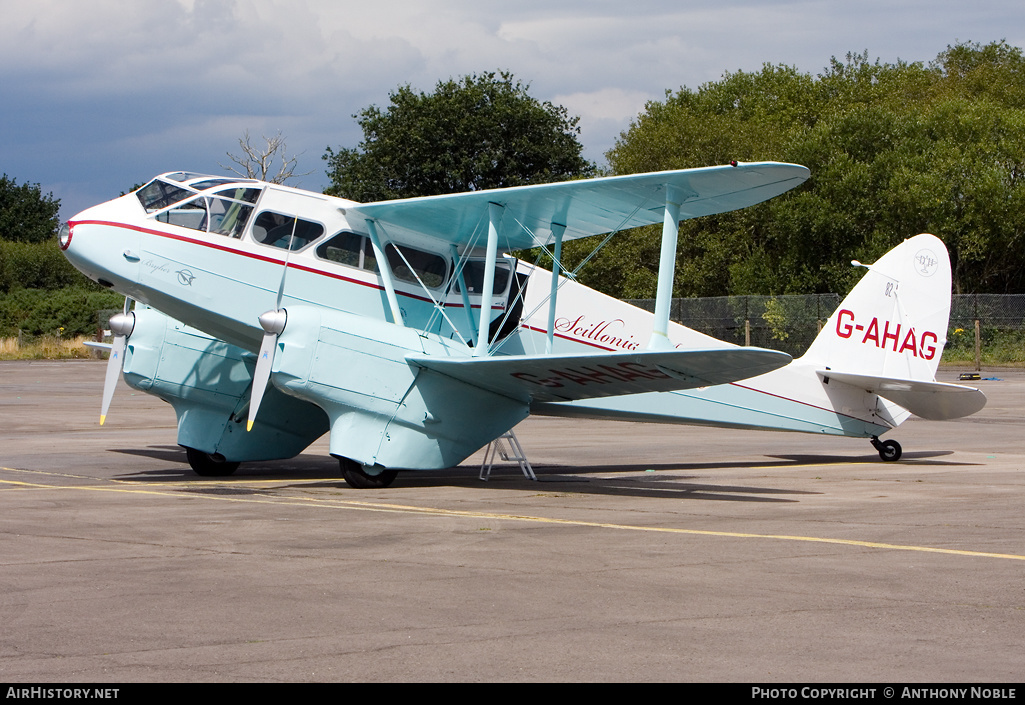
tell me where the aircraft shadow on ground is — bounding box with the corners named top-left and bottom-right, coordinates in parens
top-left (767, 450), bottom-right (976, 466)
top-left (105, 445), bottom-right (977, 503)
top-left (106, 446), bottom-right (813, 502)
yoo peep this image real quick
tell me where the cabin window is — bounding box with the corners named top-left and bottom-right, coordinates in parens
top-left (154, 197), bottom-right (207, 230)
top-left (315, 232), bottom-right (448, 289)
top-left (251, 211), bottom-right (324, 250)
top-left (153, 190), bottom-right (257, 239)
top-left (191, 178), bottom-right (256, 191)
top-left (162, 172), bottom-right (208, 183)
top-left (386, 244), bottom-right (448, 289)
top-left (207, 195), bottom-right (255, 238)
top-left (454, 259), bottom-right (512, 295)
top-left (215, 187), bottom-right (261, 203)
top-left (316, 232), bottom-right (379, 272)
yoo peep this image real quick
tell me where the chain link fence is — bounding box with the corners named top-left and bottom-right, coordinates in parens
top-left (625, 295), bottom-right (841, 358)
top-left (626, 294), bottom-right (1025, 365)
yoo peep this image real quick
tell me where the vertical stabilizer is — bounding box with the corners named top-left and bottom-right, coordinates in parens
top-left (801, 233), bottom-right (950, 381)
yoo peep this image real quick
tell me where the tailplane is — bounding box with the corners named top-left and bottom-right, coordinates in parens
top-left (801, 233), bottom-right (985, 420)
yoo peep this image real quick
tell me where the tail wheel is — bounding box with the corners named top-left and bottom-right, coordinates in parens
top-left (339, 457), bottom-right (398, 489)
top-left (185, 447), bottom-right (241, 477)
top-left (872, 438), bottom-right (902, 462)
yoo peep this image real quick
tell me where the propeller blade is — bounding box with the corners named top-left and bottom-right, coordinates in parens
top-left (248, 332), bottom-right (277, 432)
top-left (274, 217), bottom-right (299, 307)
top-left (100, 334), bottom-right (126, 426)
top-left (100, 306), bottom-right (135, 425)
top-left (247, 221), bottom-right (296, 431)
top-left (247, 309), bottom-right (287, 432)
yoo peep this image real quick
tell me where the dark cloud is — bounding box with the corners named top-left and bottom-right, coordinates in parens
top-left (1, 0), bottom-right (1021, 218)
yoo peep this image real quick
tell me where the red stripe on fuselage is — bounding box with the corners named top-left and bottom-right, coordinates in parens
top-left (68, 219), bottom-right (498, 309)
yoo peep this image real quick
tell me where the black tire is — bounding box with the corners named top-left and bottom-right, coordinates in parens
top-left (185, 447), bottom-right (240, 477)
top-left (339, 457), bottom-right (398, 488)
top-left (878, 439), bottom-right (902, 462)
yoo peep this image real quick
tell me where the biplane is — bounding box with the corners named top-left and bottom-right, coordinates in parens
top-left (60, 162), bottom-right (983, 486)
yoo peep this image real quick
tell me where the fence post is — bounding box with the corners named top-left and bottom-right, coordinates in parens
top-left (974, 319), bottom-right (981, 371)
top-left (745, 296), bottom-right (751, 346)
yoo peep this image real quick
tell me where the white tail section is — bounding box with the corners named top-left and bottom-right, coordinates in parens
top-left (802, 233), bottom-right (985, 421)
top-left (802, 233), bottom-right (950, 380)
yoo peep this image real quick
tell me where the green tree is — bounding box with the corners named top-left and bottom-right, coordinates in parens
top-left (572, 41), bottom-right (1025, 298)
top-left (0, 175), bottom-right (61, 244)
top-left (0, 175), bottom-right (124, 340)
top-left (324, 71), bottom-right (594, 202)
top-left (0, 240), bottom-right (82, 292)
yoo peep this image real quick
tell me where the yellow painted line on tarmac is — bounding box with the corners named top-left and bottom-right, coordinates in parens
top-left (0, 465), bottom-right (331, 488)
top-left (3, 467), bottom-right (1024, 562)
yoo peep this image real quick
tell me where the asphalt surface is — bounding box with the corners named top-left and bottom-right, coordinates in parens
top-left (1, 360), bottom-right (1023, 682)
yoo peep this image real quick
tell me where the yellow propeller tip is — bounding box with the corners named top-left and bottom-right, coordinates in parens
top-left (100, 416), bottom-right (106, 426)
top-left (246, 420), bottom-right (254, 432)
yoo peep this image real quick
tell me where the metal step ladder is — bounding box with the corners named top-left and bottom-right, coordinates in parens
top-left (479, 429), bottom-right (536, 481)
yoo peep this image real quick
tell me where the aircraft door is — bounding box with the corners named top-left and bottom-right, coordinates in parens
top-left (490, 268), bottom-right (529, 343)
top-left (449, 256), bottom-right (521, 344)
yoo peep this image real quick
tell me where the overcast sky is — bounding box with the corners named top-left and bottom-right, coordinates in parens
top-left (2, 0), bottom-right (1023, 219)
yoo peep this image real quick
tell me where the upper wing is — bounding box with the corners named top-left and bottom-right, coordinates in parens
top-left (347, 162), bottom-right (809, 250)
top-left (819, 371), bottom-right (987, 421)
top-left (409, 347), bottom-right (792, 403)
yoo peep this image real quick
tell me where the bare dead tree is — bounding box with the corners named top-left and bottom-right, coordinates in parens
top-left (219, 130), bottom-right (313, 184)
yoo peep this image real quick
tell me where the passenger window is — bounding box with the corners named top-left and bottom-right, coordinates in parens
top-left (252, 211), bottom-right (324, 250)
top-left (386, 244), bottom-right (448, 289)
top-left (215, 187), bottom-right (261, 204)
top-left (315, 233), bottom-right (446, 288)
top-left (155, 200), bottom-right (207, 229)
top-left (454, 260), bottom-right (511, 295)
top-left (154, 193), bottom-right (255, 239)
top-left (316, 231), bottom-right (378, 272)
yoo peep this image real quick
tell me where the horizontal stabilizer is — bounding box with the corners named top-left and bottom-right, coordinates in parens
top-left (410, 348), bottom-right (792, 403)
top-left (818, 371), bottom-right (987, 421)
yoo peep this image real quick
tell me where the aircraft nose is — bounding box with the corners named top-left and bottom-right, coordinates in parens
top-left (58, 222), bottom-right (73, 251)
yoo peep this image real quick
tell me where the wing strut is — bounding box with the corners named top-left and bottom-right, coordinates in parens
top-left (366, 219), bottom-right (404, 327)
top-left (474, 202), bottom-right (503, 356)
top-left (545, 222), bottom-right (566, 354)
top-left (451, 244), bottom-right (477, 347)
top-left (648, 185), bottom-right (686, 350)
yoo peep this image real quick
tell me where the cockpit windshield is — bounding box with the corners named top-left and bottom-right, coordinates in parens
top-left (136, 180), bottom-right (194, 212)
top-left (136, 173), bottom-right (260, 214)
top-left (135, 173), bottom-right (263, 239)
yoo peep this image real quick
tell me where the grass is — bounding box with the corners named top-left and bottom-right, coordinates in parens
top-left (0, 335), bottom-right (97, 360)
top-left (940, 328), bottom-right (1025, 367)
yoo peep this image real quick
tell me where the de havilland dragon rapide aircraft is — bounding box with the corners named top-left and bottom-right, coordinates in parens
top-left (60, 162), bottom-right (985, 487)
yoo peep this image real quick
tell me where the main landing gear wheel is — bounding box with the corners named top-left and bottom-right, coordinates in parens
top-left (871, 438), bottom-right (902, 462)
top-left (184, 447), bottom-right (241, 477)
top-left (339, 457), bottom-right (398, 489)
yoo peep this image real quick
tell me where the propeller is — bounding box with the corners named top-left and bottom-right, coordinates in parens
top-left (246, 217), bottom-right (298, 431)
top-left (100, 298), bottom-right (135, 425)
top-left (247, 308), bottom-right (286, 431)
